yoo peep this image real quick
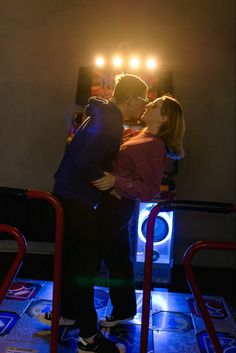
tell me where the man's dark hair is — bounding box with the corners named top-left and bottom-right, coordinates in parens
top-left (112, 74), bottom-right (148, 103)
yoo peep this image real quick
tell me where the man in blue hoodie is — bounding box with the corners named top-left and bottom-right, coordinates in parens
top-left (40, 74), bottom-right (148, 353)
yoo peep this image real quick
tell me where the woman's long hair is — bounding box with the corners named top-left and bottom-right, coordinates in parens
top-left (155, 95), bottom-right (185, 160)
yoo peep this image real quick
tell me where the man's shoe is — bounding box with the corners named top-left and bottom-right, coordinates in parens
top-left (37, 311), bottom-right (76, 326)
top-left (98, 315), bottom-right (134, 328)
top-left (78, 331), bottom-right (125, 353)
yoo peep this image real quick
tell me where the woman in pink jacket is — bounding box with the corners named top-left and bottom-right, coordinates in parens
top-left (92, 94), bottom-right (185, 329)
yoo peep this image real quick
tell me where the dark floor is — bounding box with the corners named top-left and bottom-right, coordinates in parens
top-left (1, 252), bottom-right (235, 316)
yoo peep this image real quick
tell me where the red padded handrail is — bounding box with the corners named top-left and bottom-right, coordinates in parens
top-left (183, 241), bottom-right (236, 353)
top-left (140, 200), bottom-right (236, 353)
top-left (140, 203), bottom-right (162, 352)
top-left (26, 190), bottom-right (64, 353)
top-left (0, 224), bottom-right (27, 304)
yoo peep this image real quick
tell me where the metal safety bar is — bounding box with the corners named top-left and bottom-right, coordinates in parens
top-left (0, 224), bottom-right (27, 304)
top-left (0, 187), bottom-right (64, 353)
top-left (183, 241), bottom-right (236, 353)
top-left (140, 200), bottom-right (236, 353)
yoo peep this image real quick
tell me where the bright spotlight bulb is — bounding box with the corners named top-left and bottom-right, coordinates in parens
top-left (113, 57), bottom-right (122, 68)
top-left (130, 57), bottom-right (140, 69)
top-left (146, 58), bottom-right (156, 69)
top-left (95, 57), bottom-right (105, 67)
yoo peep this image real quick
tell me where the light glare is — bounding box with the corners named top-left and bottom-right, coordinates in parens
top-left (146, 58), bottom-right (156, 69)
top-left (130, 57), bottom-right (140, 69)
top-left (113, 57), bottom-right (122, 68)
top-left (95, 56), bottom-right (105, 67)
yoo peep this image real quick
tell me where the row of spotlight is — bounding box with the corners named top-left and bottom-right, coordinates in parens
top-left (95, 56), bottom-right (158, 70)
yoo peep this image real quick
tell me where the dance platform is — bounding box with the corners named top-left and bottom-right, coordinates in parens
top-left (0, 278), bottom-right (235, 353)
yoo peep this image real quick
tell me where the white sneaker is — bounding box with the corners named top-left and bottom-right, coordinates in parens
top-left (37, 311), bottom-right (75, 326)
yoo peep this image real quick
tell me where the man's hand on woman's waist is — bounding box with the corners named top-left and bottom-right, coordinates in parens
top-left (91, 171), bottom-right (116, 190)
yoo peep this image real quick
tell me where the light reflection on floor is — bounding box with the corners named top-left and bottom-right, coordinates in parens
top-left (0, 278), bottom-right (235, 353)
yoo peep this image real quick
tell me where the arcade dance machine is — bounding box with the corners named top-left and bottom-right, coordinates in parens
top-left (0, 57), bottom-right (236, 353)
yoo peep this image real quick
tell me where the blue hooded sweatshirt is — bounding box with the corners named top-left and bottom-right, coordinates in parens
top-left (53, 97), bottom-right (123, 206)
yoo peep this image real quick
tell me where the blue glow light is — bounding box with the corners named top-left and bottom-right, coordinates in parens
top-left (138, 203), bottom-right (173, 245)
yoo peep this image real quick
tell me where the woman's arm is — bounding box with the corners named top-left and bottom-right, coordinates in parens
top-left (92, 156), bottom-right (166, 202)
top-left (113, 173), bottom-right (163, 202)
top-left (92, 137), bottom-right (167, 202)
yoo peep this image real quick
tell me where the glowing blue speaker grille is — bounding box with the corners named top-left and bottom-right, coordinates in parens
top-left (141, 216), bottom-right (169, 242)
